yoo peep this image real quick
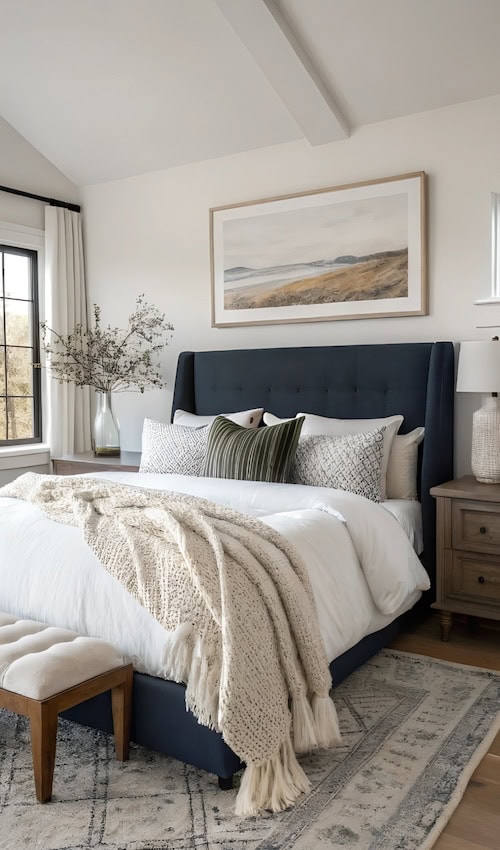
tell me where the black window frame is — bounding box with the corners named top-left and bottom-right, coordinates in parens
top-left (0, 244), bottom-right (42, 446)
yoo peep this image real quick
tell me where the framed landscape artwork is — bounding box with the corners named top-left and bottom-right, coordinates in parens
top-left (210, 172), bottom-right (427, 327)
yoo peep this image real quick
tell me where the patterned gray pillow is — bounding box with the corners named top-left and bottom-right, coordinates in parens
top-left (139, 419), bottom-right (208, 475)
top-left (292, 429), bottom-right (385, 501)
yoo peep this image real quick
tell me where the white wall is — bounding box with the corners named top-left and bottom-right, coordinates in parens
top-left (82, 94), bottom-right (500, 474)
top-left (0, 116), bottom-right (79, 477)
top-left (0, 117), bottom-right (78, 227)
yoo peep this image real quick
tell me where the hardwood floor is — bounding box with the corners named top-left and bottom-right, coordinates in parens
top-left (390, 615), bottom-right (500, 850)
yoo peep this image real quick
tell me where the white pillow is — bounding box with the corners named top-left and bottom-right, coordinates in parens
top-left (174, 407), bottom-right (263, 428)
top-left (264, 411), bottom-right (403, 500)
top-left (293, 430), bottom-right (385, 501)
top-left (386, 427), bottom-right (425, 500)
top-left (139, 419), bottom-right (208, 475)
top-left (263, 412), bottom-right (293, 426)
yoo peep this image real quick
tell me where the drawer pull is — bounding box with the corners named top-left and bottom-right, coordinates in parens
top-left (478, 575), bottom-right (486, 584)
top-left (480, 526), bottom-right (487, 534)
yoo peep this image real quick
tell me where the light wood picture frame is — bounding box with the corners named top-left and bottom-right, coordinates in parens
top-left (210, 172), bottom-right (427, 327)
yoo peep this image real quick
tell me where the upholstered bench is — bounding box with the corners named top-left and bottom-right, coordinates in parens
top-left (0, 612), bottom-right (133, 803)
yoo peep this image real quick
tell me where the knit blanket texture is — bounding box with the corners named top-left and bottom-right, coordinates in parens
top-left (1, 473), bottom-right (341, 815)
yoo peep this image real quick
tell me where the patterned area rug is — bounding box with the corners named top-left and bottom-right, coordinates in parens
top-left (0, 649), bottom-right (498, 850)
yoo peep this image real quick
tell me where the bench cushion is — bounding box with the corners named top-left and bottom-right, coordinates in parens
top-left (0, 613), bottom-right (124, 700)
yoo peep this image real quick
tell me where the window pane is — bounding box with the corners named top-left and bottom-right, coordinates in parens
top-left (6, 396), bottom-right (33, 441)
top-left (0, 350), bottom-right (4, 394)
top-left (0, 301), bottom-right (4, 344)
top-left (0, 399), bottom-right (5, 440)
top-left (4, 253), bottom-right (31, 299)
top-left (5, 299), bottom-right (31, 346)
top-left (6, 346), bottom-right (33, 395)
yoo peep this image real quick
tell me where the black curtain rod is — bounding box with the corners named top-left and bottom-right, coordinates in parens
top-left (0, 184), bottom-right (80, 213)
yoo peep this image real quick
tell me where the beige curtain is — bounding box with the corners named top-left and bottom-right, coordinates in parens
top-left (44, 207), bottom-right (92, 455)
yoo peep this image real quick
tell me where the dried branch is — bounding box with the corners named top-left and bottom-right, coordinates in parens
top-left (39, 294), bottom-right (174, 393)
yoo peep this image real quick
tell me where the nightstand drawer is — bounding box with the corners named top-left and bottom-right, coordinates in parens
top-left (447, 551), bottom-right (500, 605)
top-left (452, 500), bottom-right (500, 554)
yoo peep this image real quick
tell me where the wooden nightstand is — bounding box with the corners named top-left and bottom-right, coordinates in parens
top-left (52, 451), bottom-right (141, 475)
top-left (431, 476), bottom-right (500, 640)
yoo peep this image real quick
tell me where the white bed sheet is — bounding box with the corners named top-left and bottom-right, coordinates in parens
top-left (381, 498), bottom-right (423, 555)
top-left (0, 472), bottom-right (429, 673)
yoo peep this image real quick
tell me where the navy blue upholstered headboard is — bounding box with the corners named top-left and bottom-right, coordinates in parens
top-left (171, 342), bottom-right (455, 593)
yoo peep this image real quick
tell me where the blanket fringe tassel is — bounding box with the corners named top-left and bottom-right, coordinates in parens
top-left (235, 737), bottom-right (311, 817)
top-left (165, 628), bottom-right (221, 731)
top-left (185, 655), bottom-right (220, 730)
top-left (165, 625), bottom-right (193, 684)
top-left (311, 693), bottom-right (342, 748)
top-left (292, 695), bottom-right (318, 753)
top-left (292, 692), bottom-right (342, 753)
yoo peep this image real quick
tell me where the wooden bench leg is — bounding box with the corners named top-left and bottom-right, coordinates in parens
top-left (30, 702), bottom-right (58, 803)
top-left (111, 665), bottom-right (133, 761)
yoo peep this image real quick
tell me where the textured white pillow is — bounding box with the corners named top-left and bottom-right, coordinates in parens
top-left (174, 408), bottom-right (263, 428)
top-left (139, 419), bottom-right (208, 475)
top-left (293, 430), bottom-right (385, 501)
top-left (264, 411), bottom-right (403, 500)
top-left (386, 427), bottom-right (425, 500)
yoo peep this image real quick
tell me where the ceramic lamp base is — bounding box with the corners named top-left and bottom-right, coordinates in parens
top-left (471, 397), bottom-right (500, 483)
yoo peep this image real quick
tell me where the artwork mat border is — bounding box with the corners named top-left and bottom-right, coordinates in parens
top-left (210, 171), bottom-right (427, 328)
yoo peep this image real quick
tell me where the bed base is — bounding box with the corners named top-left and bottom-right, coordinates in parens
top-left (63, 617), bottom-right (403, 784)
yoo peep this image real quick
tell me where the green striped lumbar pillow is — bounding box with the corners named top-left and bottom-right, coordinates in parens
top-left (203, 415), bottom-right (304, 483)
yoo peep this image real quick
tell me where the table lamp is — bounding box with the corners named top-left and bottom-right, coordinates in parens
top-left (456, 338), bottom-right (500, 482)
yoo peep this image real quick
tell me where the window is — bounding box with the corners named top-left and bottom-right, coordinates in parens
top-left (0, 245), bottom-right (41, 444)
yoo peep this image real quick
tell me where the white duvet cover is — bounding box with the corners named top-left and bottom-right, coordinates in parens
top-left (0, 472), bottom-right (429, 674)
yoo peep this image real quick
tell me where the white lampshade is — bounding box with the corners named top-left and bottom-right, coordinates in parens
top-left (456, 340), bottom-right (500, 393)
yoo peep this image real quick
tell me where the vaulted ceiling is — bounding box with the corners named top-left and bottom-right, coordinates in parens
top-left (1, 0), bottom-right (499, 186)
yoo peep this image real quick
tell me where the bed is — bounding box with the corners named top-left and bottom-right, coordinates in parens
top-left (0, 341), bottom-right (454, 788)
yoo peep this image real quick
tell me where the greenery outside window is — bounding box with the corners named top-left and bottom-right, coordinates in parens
top-left (0, 245), bottom-right (41, 445)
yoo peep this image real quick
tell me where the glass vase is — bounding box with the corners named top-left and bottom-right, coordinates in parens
top-left (93, 390), bottom-right (120, 456)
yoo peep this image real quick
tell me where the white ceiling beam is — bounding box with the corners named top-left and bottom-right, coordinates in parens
top-left (214, 0), bottom-right (349, 145)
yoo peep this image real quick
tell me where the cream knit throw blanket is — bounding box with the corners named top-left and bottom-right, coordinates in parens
top-left (2, 473), bottom-right (341, 815)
